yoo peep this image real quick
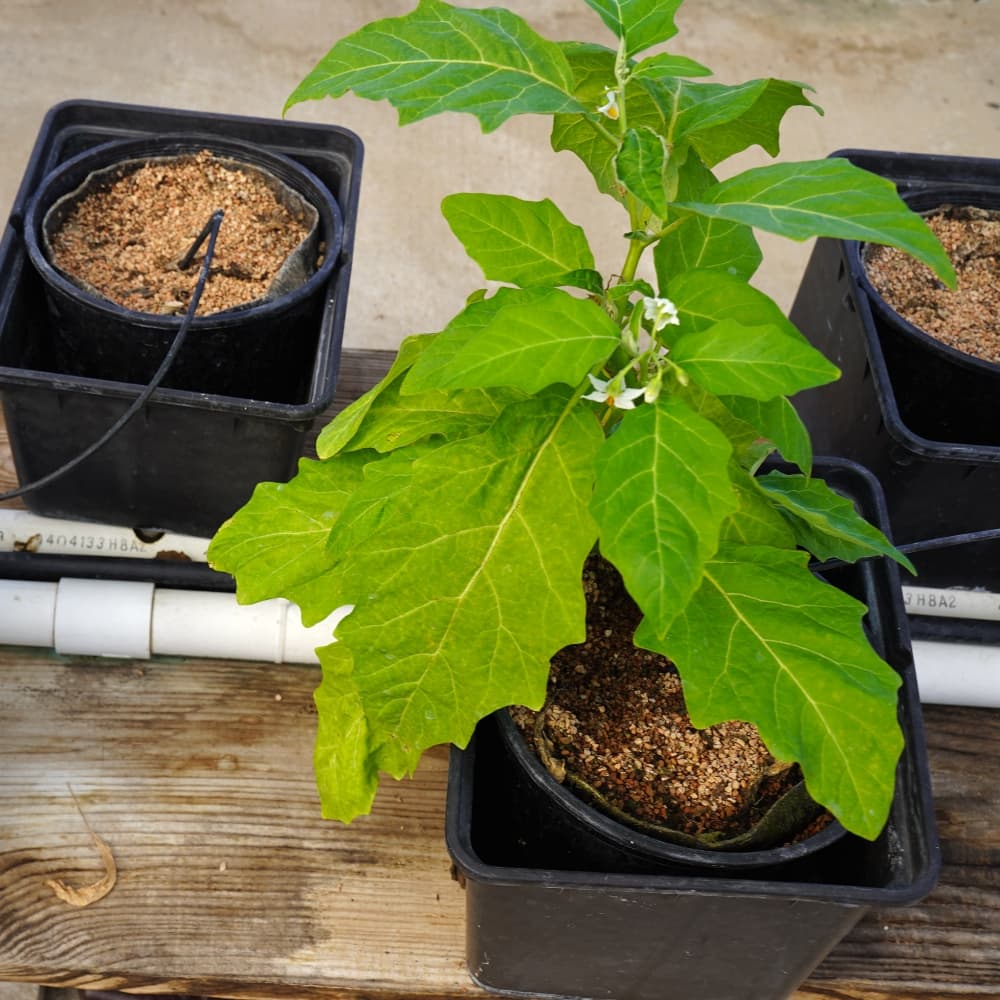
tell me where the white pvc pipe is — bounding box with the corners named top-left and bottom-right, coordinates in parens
top-left (912, 640), bottom-right (1000, 709)
top-left (902, 585), bottom-right (1000, 621)
top-left (0, 510), bottom-right (210, 561)
top-left (151, 589), bottom-right (353, 663)
top-left (0, 579), bottom-right (58, 648)
top-left (0, 578), bottom-right (351, 665)
top-left (55, 577), bottom-right (154, 658)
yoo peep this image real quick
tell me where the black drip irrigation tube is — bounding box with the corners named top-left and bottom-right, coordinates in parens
top-left (0, 209), bottom-right (226, 503)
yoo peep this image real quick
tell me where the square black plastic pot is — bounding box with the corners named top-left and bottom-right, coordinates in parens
top-left (790, 150), bottom-right (1000, 563)
top-left (0, 99), bottom-right (363, 536)
top-left (445, 459), bottom-right (940, 1000)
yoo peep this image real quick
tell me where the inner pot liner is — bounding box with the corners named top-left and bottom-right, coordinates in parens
top-left (40, 152), bottom-right (321, 314)
top-left (859, 189), bottom-right (1000, 371)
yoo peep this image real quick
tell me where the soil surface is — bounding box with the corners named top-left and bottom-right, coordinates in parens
top-left (513, 555), bottom-right (810, 841)
top-left (865, 205), bottom-right (1000, 363)
top-left (47, 150), bottom-right (312, 317)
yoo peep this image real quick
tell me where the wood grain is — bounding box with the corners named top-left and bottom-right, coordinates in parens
top-left (0, 351), bottom-right (997, 999)
top-left (0, 655), bottom-right (473, 998)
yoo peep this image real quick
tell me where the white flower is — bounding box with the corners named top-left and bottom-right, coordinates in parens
top-left (642, 296), bottom-right (680, 333)
top-left (582, 373), bottom-right (644, 410)
top-left (597, 87), bottom-right (620, 121)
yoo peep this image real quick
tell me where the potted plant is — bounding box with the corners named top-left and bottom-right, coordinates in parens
top-left (791, 150), bottom-right (1000, 552)
top-left (209, 2), bottom-right (949, 996)
top-left (0, 100), bottom-right (363, 536)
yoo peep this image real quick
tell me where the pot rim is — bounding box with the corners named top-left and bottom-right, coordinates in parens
top-left (849, 186), bottom-right (1000, 378)
top-left (22, 132), bottom-right (343, 330)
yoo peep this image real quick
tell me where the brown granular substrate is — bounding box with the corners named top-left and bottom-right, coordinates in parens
top-left (47, 149), bottom-right (311, 317)
top-left (865, 204), bottom-right (1000, 363)
top-left (512, 555), bottom-right (807, 840)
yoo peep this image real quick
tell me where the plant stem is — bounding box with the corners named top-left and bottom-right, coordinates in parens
top-left (620, 232), bottom-right (645, 284)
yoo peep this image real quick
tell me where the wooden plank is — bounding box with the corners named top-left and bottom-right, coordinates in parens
top-left (0, 350), bottom-right (997, 998)
top-left (0, 654), bottom-right (474, 999)
top-left (807, 704), bottom-right (1000, 994)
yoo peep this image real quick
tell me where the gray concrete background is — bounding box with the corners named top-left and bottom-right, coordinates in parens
top-left (3, 0), bottom-right (999, 355)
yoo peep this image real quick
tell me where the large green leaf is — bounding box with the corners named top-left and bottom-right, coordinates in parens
top-left (441, 193), bottom-right (595, 286)
top-left (721, 396), bottom-right (813, 473)
top-left (582, 0), bottom-right (683, 56)
top-left (665, 268), bottom-right (807, 344)
top-left (671, 78), bottom-right (819, 167)
top-left (591, 396), bottom-right (737, 636)
top-left (401, 286), bottom-right (551, 389)
top-left (315, 389), bottom-right (603, 809)
top-left (343, 378), bottom-right (523, 455)
top-left (676, 158), bottom-right (957, 285)
top-left (316, 334), bottom-right (431, 458)
top-left (653, 156), bottom-right (762, 281)
top-left (672, 381), bottom-right (765, 470)
top-left (757, 471), bottom-right (915, 572)
top-left (637, 544), bottom-right (904, 840)
top-left (672, 319), bottom-right (840, 400)
top-left (208, 452), bottom-right (373, 612)
top-left (285, 0), bottom-right (585, 131)
top-left (405, 287), bottom-right (620, 393)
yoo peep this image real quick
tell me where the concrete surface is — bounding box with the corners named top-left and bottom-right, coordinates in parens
top-left (3, 0), bottom-right (999, 355)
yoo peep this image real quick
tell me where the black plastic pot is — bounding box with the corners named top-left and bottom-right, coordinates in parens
top-left (23, 134), bottom-right (343, 401)
top-left (790, 150), bottom-right (1000, 551)
top-left (446, 459), bottom-right (939, 1000)
top-left (0, 100), bottom-right (362, 536)
top-left (493, 707), bottom-right (846, 878)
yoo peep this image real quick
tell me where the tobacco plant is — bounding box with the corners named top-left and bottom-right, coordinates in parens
top-left (209, 0), bottom-right (955, 838)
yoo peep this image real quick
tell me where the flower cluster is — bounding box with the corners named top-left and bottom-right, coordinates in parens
top-left (583, 296), bottom-right (679, 409)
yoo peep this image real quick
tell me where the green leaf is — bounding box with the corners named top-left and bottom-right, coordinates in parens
top-left (316, 334), bottom-right (431, 458)
top-left (400, 287), bottom-right (549, 389)
top-left (653, 156), bottom-right (762, 280)
top-left (583, 0), bottom-right (683, 56)
top-left (673, 78), bottom-right (819, 167)
top-left (441, 193), bottom-right (595, 287)
top-left (405, 287), bottom-right (620, 393)
top-left (208, 452), bottom-right (372, 613)
top-left (607, 277), bottom-right (656, 304)
top-left (629, 52), bottom-right (713, 81)
top-left (313, 645), bottom-right (380, 821)
top-left (672, 380), bottom-right (766, 469)
top-left (672, 319), bottom-right (840, 400)
top-left (722, 396), bottom-right (813, 473)
top-left (720, 471), bottom-right (797, 549)
top-left (285, 0), bottom-right (585, 131)
top-left (756, 471), bottom-right (915, 572)
top-left (665, 268), bottom-right (808, 344)
top-left (551, 44), bottom-right (665, 200)
top-left (316, 389), bottom-right (603, 806)
top-left (322, 443), bottom-right (448, 566)
top-left (616, 126), bottom-right (671, 217)
top-left (560, 268), bottom-right (606, 295)
top-left (676, 158), bottom-right (957, 285)
top-left (344, 377), bottom-right (523, 455)
top-left (637, 544), bottom-right (904, 840)
top-left (591, 396), bottom-right (737, 637)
